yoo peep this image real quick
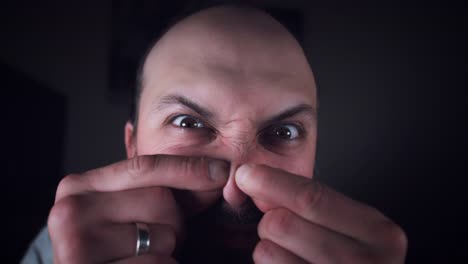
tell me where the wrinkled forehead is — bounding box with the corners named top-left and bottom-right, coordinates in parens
top-left (140, 7), bottom-right (317, 117)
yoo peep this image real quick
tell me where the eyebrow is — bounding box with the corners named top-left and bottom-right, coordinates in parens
top-left (155, 93), bottom-right (316, 124)
top-left (156, 94), bottom-right (215, 119)
top-left (262, 104), bottom-right (317, 125)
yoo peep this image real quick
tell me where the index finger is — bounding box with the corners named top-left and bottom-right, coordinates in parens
top-left (235, 164), bottom-right (392, 244)
top-left (56, 155), bottom-right (229, 202)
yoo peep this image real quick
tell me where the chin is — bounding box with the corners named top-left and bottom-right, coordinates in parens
top-left (212, 221), bottom-right (259, 249)
top-left (179, 199), bottom-right (262, 263)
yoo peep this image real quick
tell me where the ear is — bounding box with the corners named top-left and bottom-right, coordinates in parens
top-left (124, 121), bottom-right (137, 158)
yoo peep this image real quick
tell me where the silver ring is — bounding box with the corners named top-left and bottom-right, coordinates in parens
top-left (135, 222), bottom-right (150, 256)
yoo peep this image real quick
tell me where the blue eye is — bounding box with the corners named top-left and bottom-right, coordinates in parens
top-left (171, 115), bottom-right (205, 128)
top-left (273, 124), bottom-right (300, 139)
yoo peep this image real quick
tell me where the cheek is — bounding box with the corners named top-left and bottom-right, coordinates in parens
top-left (261, 150), bottom-right (316, 178)
top-left (136, 128), bottom-right (215, 156)
top-left (136, 128), bottom-right (185, 155)
top-left (259, 135), bottom-right (316, 178)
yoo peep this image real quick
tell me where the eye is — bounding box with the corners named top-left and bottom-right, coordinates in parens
top-left (259, 123), bottom-right (303, 148)
top-left (171, 115), bottom-right (205, 128)
top-left (273, 124), bottom-right (300, 140)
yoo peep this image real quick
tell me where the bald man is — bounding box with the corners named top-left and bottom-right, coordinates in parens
top-left (22, 5), bottom-right (407, 264)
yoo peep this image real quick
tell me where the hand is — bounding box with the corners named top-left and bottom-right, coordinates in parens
top-left (235, 164), bottom-right (407, 264)
top-left (48, 155), bottom-right (229, 264)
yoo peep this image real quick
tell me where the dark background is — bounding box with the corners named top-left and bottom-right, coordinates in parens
top-left (1, 0), bottom-right (466, 263)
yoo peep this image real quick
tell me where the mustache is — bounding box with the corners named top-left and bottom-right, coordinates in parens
top-left (196, 197), bottom-right (264, 225)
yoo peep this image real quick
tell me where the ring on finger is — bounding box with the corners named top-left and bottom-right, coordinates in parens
top-left (135, 222), bottom-right (151, 256)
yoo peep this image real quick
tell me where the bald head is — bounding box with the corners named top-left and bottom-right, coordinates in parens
top-left (132, 5), bottom-right (316, 126)
top-left (145, 6), bottom-right (308, 74)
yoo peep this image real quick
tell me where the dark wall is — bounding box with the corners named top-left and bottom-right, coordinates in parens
top-left (2, 64), bottom-right (67, 262)
top-left (304, 6), bottom-right (467, 263)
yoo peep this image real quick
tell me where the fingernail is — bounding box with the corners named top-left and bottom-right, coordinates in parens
top-left (235, 164), bottom-right (254, 186)
top-left (208, 160), bottom-right (230, 181)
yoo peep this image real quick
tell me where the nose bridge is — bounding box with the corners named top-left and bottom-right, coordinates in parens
top-left (221, 120), bottom-right (258, 164)
top-left (231, 133), bottom-right (255, 161)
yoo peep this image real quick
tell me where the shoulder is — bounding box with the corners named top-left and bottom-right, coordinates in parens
top-left (21, 227), bottom-right (53, 264)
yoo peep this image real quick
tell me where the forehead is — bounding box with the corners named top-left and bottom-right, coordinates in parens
top-left (139, 9), bottom-right (317, 118)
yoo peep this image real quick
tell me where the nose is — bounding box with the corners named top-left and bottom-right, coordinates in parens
top-left (218, 136), bottom-right (262, 209)
top-left (223, 160), bottom-right (248, 208)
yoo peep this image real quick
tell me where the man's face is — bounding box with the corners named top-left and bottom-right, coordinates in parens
top-left (126, 7), bottom-right (317, 250)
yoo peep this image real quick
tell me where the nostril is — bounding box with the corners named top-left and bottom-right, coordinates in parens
top-left (222, 164), bottom-right (248, 208)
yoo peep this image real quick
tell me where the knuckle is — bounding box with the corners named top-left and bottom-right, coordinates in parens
top-left (178, 156), bottom-right (208, 183)
top-left (56, 173), bottom-right (81, 200)
top-left (260, 209), bottom-right (295, 238)
top-left (253, 240), bottom-right (275, 263)
top-left (127, 155), bottom-right (156, 177)
top-left (48, 197), bottom-right (89, 264)
top-left (58, 174), bottom-right (78, 187)
top-left (372, 219), bottom-right (408, 258)
top-left (384, 222), bottom-right (408, 254)
top-left (172, 155), bottom-right (217, 189)
top-left (295, 181), bottom-right (324, 215)
top-left (48, 195), bottom-right (83, 231)
top-left (180, 155), bottom-right (204, 172)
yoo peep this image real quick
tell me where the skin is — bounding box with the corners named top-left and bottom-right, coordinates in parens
top-left (48, 6), bottom-right (407, 264)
